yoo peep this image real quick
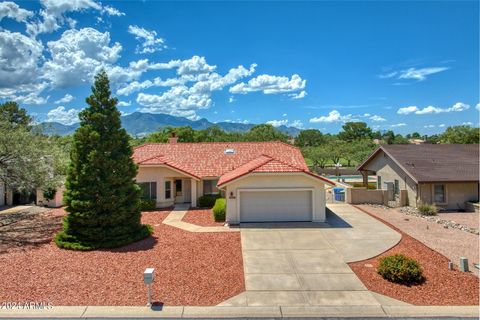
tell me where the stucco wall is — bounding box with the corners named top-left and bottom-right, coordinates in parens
top-left (346, 188), bottom-right (387, 205)
top-left (36, 186), bottom-right (65, 207)
top-left (419, 182), bottom-right (479, 210)
top-left (137, 166), bottom-right (201, 207)
top-left (224, 173), bottom-right (327, 223)
top-left (363, 150), bottom-right (418, 206)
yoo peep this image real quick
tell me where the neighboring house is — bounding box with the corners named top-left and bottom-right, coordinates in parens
top-left (357, 144), bottom-right (479, 210)
top-left (133, 137), bottom-right (335, 223)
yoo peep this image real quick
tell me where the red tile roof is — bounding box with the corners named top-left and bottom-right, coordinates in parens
top-left (133, 141), bottom-right (335, 186)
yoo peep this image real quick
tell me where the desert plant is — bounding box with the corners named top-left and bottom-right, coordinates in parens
top-left (377, 254), bottom-right (424, 285)
top-left (198, 193), bottom-right (221, 207)
top-left (418, 203), bottom-right (437, 216)
top-left (212, 198), bottom-right (226, 221)
top-left (55, 70), bottom-right (152, 251)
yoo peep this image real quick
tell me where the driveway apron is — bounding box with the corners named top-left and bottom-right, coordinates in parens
top-left (219, 204), bottom-right (402, 307)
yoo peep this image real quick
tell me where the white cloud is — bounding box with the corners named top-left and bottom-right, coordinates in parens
top-left (0, 82), bottom-right (49, 105)
top-left (282, 113), bottom-right (287, 117)
top-left (103, 5), bottom-right (124, 16)
top-left (230, 74), bottom-right (306, 97)
top-left (128, 25), bottom-right (166, 54)
top-left (26, 0), bottom-right (123, 36)
top-left (309, 110), bottom-right (352, 123)
top-left (0, 30), bottom-right (44, 87)
top-left (266, 119), bottom-right (289, 127)
top-left (369, 115), bottom-right (386, 122)
top-left (439, 124), bottom-right (445, 127)
top-left (0, 1), bottom-right (33, 22)
top-left (424, 124), bottom-right (435, 128)
top-left (43, 27), bottom-right (122, 88)
top-left (46, 106), bottom-right (80, 124)
top-left (397, 102), bottom-right (470, 115)
top-left (390, 123), bottom-right (407, 128)
top-left (290, 120), bottom-right (304, 129)
top-left (135, 60), bottom-right (256, 119)
top-left (462, 121), bottom-right (473, 126)
top-left (228, 96), bottom-right (235, 103)
top-left (290, 90), bottom-right (307, 99)
top-left (117, 100), bottom-right (131, 107)
top-left (397, 106), bottom-right (419, 115)
top-left (380, 66), bottom-right (449, 81)
top-left (414, 106), bottom-right (443, 115)
top-left (54, 93), bottom-right (74, 104)
top-left (476, 103), bottom-right (480, 111)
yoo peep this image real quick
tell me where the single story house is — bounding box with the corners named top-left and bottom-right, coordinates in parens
top-left (133, 138), bottom-right (335, 223)
top-left (357, 144), bottom-right (479, 210)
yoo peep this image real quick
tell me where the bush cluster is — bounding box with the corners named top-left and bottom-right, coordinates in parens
top-left (418, 203), bottom-right (437, 216)
top-left (140, 198), bottom-right (156, 211)
top-left (377, 254), bottom-right (424, 285)
top-left (212, 198), bottom-right (226, 222)
top-left (198, 193), bottom-right (221, 207)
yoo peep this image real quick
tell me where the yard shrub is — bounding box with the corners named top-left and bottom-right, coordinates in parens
top-left (418, 203), bottom-right (437, 216)
top-left (140, 199), bottom-right (156, 211)
top-left (198, 193), bottom-right (221, 207)
top-left (377, 254), bottom-right (424, 285)
top-left (212, 198), bottom-right (226, 222)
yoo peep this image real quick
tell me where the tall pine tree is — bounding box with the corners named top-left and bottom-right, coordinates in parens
top-left (56, 70), bottom-right (152, 250)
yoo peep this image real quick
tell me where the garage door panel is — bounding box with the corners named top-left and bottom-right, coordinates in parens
top-left (240, 190), bottom-right (312, 222)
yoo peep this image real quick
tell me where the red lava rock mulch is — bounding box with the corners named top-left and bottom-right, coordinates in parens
top-left (182, 208), bottom-right (225, 227)
top-left (349, 206), bottom-right (479, 306)
top-left (0, 208), bottom-right (244, 306)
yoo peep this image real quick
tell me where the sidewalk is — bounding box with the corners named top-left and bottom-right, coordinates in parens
top-left (163, 204), bottom-right (239, 232)
top-left (1, 305), bottom-right (478, 318)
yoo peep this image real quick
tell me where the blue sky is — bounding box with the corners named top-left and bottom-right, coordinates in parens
top-left (0, 0), bottom-right (478, 134)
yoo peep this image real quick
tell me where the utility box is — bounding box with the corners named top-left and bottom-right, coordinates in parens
top-left (144, 268), bottom-right (155, 284)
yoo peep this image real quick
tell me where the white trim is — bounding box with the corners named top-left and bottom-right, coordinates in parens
top-left (236, 188), bottom-right (315, 222)
top-left (220, 172), bottom-right (333, 188)
top-left (138, 164), bottom-right (200, 181)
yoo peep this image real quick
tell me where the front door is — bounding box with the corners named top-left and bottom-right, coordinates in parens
top-left (183, 179), bottom-right (191, 203)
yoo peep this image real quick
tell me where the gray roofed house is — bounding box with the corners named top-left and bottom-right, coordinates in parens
top-left (357, 144), bottom-right (479, 209)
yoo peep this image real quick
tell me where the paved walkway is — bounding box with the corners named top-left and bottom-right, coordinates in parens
top-left (162, 204), bottom-right (239, 232)
top-left (219, 203), bottom-right (402, 307)
top-left (0, 205), bottom-right (34, 215)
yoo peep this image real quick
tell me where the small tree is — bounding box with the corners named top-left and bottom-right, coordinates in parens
top-left (55, 70), bottom-right (152, 250)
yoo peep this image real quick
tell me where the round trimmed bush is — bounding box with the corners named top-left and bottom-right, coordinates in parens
top-left (212, 198), bottom-right (226, 222)
top-left (377, 254), bottom-right (424, 285)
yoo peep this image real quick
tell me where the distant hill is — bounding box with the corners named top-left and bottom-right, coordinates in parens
top-left (38, 112), bottom-right (302, 137)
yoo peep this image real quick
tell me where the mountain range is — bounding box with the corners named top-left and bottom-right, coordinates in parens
top-left (38, 112), bottom-right (302, 137)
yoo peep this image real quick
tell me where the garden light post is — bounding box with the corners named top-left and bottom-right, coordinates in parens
top-left (143, 268), bottom-right (155, 307)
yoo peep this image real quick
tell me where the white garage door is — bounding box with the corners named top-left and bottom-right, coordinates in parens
top-left (239, 190), bottom-right (312, 222)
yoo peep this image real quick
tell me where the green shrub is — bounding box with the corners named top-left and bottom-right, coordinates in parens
top-left (139, 199), bottom-right (156, 211)
top-left (418, 203), bottom-right (437, 216)
top-left (377, 254), bottom-right (424, 285)
top-left (212, 198), bottom-right (226, 222)
top-left (43, 187), bottom-right (57, 201)
top-left (198, 193), bottom-right (221, 207)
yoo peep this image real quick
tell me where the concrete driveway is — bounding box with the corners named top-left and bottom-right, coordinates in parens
top-left (219, 203), bottom-right (403, 307)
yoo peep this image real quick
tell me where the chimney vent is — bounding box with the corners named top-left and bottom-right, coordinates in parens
top-left (169, 132), bottom-right (178, 144)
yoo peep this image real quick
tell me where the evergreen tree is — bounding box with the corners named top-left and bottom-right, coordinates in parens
top-left (55, 70), bottom-right (152, 250)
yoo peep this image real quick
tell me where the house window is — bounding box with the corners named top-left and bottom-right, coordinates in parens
top-left (175, 180), bottom-right (182, 196)
top-left (377, 176), bottom-right (382, 190)
top-left (434, 184), bottom-right (446, 203)
top-left (139, 182), bottom-right (157, 200)
top-left (394, 179), bottom-right (400, 195)
top-left (203, 179), bottom-right (219, 194)
top-left (165, 181), bottom-right (172, 199)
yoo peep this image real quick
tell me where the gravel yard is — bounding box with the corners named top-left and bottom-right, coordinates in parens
top-left (182, 208), bottom-right (225, 227)
top-left (0, 208), bottom-right (244, 306)
top-left (356, 205), bottom-right (479, 277)
top-left (349, 208), bottom-right (479, 306)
